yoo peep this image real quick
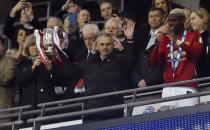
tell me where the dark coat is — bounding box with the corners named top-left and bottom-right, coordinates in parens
top-left (132, 24), bottom-right (164, 87)
top-left (132, 46), bottom-right (164, 87)
top-left (3, 14), bottom-right (41, 48)
top-left (64, 32), bottom-right (86, 63)
top-left (71, 41), bottom-right (135, 120)
top-left (134, 23), bottom-right (151, 54)
top-left (14, 57), bottom-right (57, 106)
top-left (0, 56), bottom-right (16, 109)
top-left (196, 30), bottom-right (210, 78)
top-left (80, 52), bottom-right (129, 119)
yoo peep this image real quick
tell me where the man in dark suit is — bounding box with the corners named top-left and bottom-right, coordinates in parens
top-left (132, 8), bottom-right (165, 88)
top-left (67, 19), bottom-right (135, 122)
top-left (70, 24), bottom-right (99, 94)
top-left (72, 23), bottom-right (99, 63)
top-left (80, 32), bottom-right (135, 122)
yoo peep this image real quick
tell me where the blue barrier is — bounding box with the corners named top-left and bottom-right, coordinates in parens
top-left (52, 103), bottom-right (210, 130)
top-left (100, 112), bottom-right (210, 130)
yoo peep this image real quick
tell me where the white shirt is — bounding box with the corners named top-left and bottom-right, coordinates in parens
top-left (146, 29), bottom-right (158, 50)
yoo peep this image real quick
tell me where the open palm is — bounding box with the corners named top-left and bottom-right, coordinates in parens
top-left (124, 20), bottom-right (135, 40)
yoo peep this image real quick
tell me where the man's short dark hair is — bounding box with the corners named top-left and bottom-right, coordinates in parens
top-left (151, 0), bottom-right (172, 13)
top-left (149, 7), bottom-right (165, 16)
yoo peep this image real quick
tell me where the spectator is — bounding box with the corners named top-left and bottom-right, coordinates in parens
top-left (62, 9), bottom-right (91, 43)
top-left (100, 0), bottom-right (113, 21)
top-left (132, 8), bottom-right (165, 88)
top-left (65, 20), bottom-right (135, 122)
top-left (0, 35), bottom-right (17, 123)
top-left (190, 7), bottom-right (210, 78)
top-left (77, 9), bottom-right (91, 29)
top-left (46, 17), bottom-right (78, 101)
top-left (104, 18), bottom-right (136, 87)
top-left (150, 8), bottom-right (203, 110)
top-left (151, 0), bottom-right (172, 17)
top-left (3, 0), bottom-right (40, 48)
top-left (104, 18), bottom-right (122, 38)
top-left (54, 0), bottom-right (80, 19)
top-left (6, 29), bottom-right (27, 60)
top-left (14, 35), bottom-right (57, 106)
top-left (104, 18), bottom-right (135, 51)
top-left (80, 24), bottom-right (99, 60)
top-left (69, 24), bottom-right (100, 94)
top-left (47, 17), bottom-right (63, 29)
top-left (78, 32), bottom-right (135, 122)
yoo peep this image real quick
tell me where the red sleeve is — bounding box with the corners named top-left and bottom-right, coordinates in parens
top-left (181, 32), bottom-right (203, 58)
top-left (150, 36), bottom-right (166, 67)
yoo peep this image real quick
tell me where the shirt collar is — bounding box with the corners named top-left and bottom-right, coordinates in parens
top-left (150, 29), bottom-right (159, 36)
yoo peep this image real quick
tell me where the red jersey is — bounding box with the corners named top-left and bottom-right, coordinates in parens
top-left (150, 31), bottom-right (203, 87)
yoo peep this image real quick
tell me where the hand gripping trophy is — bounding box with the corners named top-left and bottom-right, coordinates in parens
top-left (34, 26), bottom-right (69, 64)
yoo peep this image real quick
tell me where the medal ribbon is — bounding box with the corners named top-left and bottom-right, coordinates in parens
top-left (169, 31), bottom-right (186, 77)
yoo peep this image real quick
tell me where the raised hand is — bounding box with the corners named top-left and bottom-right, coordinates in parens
top-left (44, 57), bottom-right (52, 71)
top-left (62, 0), bottom-right (71, 10)
top-left (24, 2), bottom-right (34, 20)
top-left (32, 55), bottom-right (42, 71)
top-left (123, 19), bottom-right (136, 40)
top-left (137, 79), bottom-right (147, 88)
top-left (10, 0), bottom-right (28, 17)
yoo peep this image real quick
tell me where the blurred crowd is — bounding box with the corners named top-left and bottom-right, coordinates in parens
top-left (0, 0), bottom-right (210, 123)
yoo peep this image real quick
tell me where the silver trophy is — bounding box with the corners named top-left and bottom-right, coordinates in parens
top-left (34, 26), bottom-right (69, 64)
top-left (43, 28), bottom-right (54, 56)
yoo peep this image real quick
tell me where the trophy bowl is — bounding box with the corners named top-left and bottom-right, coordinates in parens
top-left (43, 28), bottom-right (54, 56)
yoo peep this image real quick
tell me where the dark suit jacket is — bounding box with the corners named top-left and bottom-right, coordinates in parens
top-left (67, 41), bottom-right (135, 120)
top-left (132, 46), bottom-right (164, 87)
top-left (132, 24), bottom-right (164, 87)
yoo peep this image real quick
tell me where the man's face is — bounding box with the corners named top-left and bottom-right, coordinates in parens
top-left (83, 31), bottom-right (96, 50)
top-left (47, 18), bottom-right (63, 29)
top-left (105, 21), bottom-right (120, 37)
top-left (97, 36), bottom-right (114, 57)
top-left (155, 0), bottom-right (168, 14)
top-left (148, 10), bottom-right (164, 30)
top-left (100, 3), bottom-right (113, 20)
top-left (77, 10), bottom-right (91, 28)
top-left (0, 41), bottom-right (5, 57)
top-left (167, 14), bottom-right (184, 34)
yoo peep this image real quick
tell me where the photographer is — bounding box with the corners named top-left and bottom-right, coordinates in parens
top-left (54, 0), bottom-right (80, 20)
top-left (3, 0), bottom-right (41, 49)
